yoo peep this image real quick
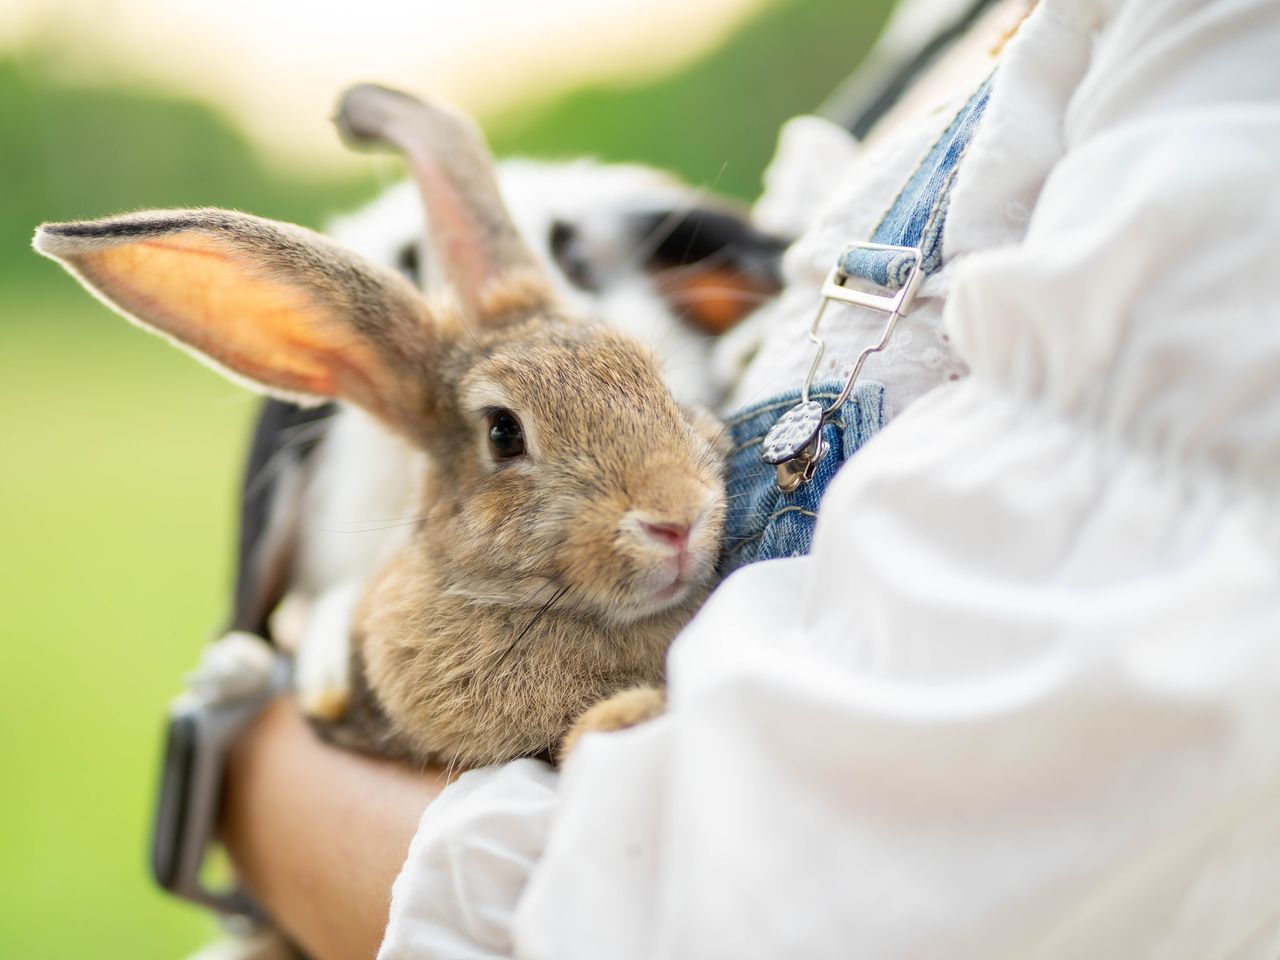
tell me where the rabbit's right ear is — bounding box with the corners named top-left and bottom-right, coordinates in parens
top-left (34, 209), bottom-right (438, 435)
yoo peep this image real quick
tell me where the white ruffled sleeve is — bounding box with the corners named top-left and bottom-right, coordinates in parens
top-left (383, 2), bottom-right (1280, 957)
top-left (377, 760), bottom-right (558, 960)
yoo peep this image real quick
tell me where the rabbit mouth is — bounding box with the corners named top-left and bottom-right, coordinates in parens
top-left (624, 550), bottom-right (713, 618)
top-left (651, 548), bottom-right (702, 602)
top-left (606, 503), bottom-right (722, 619)
top-left (618, 582), bottom-right (695, 622)
top-left (652, 574), bottom-right (692, 605)
top-left (650, 576), bottom-right (701, 611)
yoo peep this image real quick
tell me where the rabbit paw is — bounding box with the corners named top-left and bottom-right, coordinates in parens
top-left (187, 631), bottom-right (275, 701)
top-left (557, 685), bottom-right (666, 763)
top-left (295, 583), bottom-right (360, 722)
top-left (297, 683), bottom-right (350, 724)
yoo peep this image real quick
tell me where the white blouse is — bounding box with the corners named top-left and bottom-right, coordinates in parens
top-left (379, 1), bottom-right (1280, 957)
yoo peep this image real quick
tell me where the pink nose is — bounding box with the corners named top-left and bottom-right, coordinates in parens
top-left (639, 521), bottom-right (690, 553)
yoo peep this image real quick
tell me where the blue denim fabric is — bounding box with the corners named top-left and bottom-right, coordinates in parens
top-left (839, 74), bottom-right (992, 291)
top-left (721, 380), bottom-right (888, 576)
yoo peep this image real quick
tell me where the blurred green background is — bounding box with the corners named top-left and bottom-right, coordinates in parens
top-left (0, 0), bottom-right (890, 955)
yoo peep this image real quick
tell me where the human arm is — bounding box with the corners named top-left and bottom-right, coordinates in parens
top-left (220, 697), bottom-right (447, 960)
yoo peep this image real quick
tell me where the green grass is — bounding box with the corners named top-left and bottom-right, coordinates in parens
top-left (0, 285), bottom-right (250, 957)
top-left (0, 0), bottom-right (890, 955)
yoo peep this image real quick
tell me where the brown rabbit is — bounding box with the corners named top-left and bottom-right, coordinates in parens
top-left (34, 84), bottom-right (728, 767)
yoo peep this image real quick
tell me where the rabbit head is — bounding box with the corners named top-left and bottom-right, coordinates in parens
top-left (33, 84), bottom-right (727, 630)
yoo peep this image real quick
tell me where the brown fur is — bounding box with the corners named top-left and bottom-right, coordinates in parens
top-left (34, 84), bottom-right (728, 768)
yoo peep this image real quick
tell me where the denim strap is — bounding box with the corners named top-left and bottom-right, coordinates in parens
top-left (761, 73), bottom-right (994, 491)
top-left (839, 74), bottom-right (992, 292)
top-left (735, 75), bottom-right (994, 568)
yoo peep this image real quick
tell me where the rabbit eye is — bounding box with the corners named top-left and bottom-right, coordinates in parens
top-left (487, 409), bottom-right (526, 459)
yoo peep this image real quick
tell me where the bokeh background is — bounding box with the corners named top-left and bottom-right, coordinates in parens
top-left (0, 0), bottom-right (891, 955)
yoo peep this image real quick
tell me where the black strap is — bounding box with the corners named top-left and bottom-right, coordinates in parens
top-left (825, 0), bottom-right (1005, 139)
top-left (230, 398), bottom-right (335, 641)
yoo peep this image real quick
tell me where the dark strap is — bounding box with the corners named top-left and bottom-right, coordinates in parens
top-left (825, 0), bottom-right (1005, 139)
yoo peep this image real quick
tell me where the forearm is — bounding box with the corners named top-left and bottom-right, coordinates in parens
top-left (221, 697), bottom-right (447, 960)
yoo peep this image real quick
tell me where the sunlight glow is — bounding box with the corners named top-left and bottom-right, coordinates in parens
top-left (1, 0), bottom-right (767, 172)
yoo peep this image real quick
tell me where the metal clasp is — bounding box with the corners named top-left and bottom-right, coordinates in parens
top-left (763, 241), bottom-right (925, 491)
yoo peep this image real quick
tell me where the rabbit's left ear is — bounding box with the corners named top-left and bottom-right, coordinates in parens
top-left (638, 207), bottom-right (788, 334)
top-left (33, 209), bottom-right (439, 434)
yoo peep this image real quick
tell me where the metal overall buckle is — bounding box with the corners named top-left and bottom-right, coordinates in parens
top-left (761, 241), bottom-right (924, 492)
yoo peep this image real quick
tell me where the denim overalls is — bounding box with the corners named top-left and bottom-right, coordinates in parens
top-left (720, 76), bottom-right (992, 576)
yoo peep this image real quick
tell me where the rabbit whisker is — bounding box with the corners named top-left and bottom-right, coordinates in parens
top-left (646, 243), bottom-right (787, 284)
top-left (442, 745), bottom-right (466, 784)
top-left (242, 416), bottom-right (333, 501)
top-left (314, 513), bottom-right (431, 534)
top-left (606, 168), bottom-right (728, 283)
top-left (434, 288), bottom-right (487, 357)
top-left (492, 583), bottom-right (571, 673)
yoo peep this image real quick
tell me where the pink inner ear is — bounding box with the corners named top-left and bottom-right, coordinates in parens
top-left (399, 132), bottom-right (552, 322)
top-left (416, 161), bottom-right (496, 301)
top-left (77, 237), bottom-right (386, 403)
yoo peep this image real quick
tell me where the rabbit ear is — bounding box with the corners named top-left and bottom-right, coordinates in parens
top-left (335, 84), bottom-right (555, 324)
top-left (633, 206), bottom-right (788, 334)
top-left (33, 209), bottom-right (437, 433)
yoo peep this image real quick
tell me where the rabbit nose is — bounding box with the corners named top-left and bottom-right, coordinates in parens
top-left (638, 521), bottom-right (690, 553)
